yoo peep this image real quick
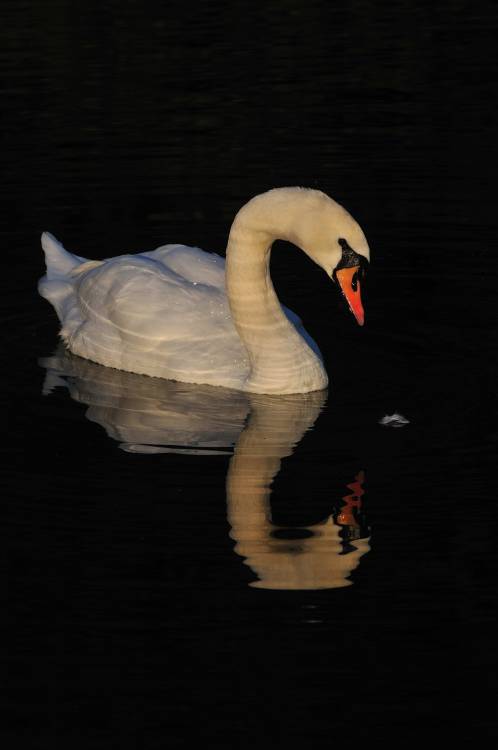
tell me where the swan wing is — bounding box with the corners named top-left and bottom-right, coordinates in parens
top-left (65, 250), bottom-right (250, 388)
top-left (143, 243), bottom-right (226, 288)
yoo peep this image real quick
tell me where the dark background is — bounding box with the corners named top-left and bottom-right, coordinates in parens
top-left (2, 0), bottom-right (497, 746)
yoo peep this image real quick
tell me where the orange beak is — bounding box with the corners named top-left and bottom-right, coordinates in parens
top-left (335, 265), bottom-right (365, 326)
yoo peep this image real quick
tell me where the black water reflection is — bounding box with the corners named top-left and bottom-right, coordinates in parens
top-left (41, 347), bottom-right (370, 590)
top-left (3, 0), bottom-right (497, 739)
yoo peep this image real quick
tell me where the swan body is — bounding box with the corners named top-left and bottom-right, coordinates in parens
top-left (39, 187), bottom-right (370, 394)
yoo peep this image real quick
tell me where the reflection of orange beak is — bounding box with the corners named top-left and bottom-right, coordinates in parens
top-left (335, 265), bottom-right (365, 326)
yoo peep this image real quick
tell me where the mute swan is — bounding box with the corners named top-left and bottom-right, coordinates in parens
top-left (40, 348), bottom-right (371, 589)
top-left (39, 187), bottom-right (370, 394)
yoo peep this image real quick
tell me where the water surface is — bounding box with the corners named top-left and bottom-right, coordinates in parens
top-left (2, 0), bottom-right (497, 744)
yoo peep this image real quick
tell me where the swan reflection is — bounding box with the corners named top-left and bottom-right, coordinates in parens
top-left (41, 348), bottom-right (370, 590)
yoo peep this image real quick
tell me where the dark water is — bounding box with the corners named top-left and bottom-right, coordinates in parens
top-left (2, 0), bottom-right (497, 744)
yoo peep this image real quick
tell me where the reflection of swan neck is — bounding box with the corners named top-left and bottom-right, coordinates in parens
top-left (225, 190), bottom-right (328, 394)
top-left (226, 391), bottom-right (371, 590)
top-left (226, 395), bottom-right (318, 541)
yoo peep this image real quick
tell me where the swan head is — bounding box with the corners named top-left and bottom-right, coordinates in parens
top-left (280, 188), bottom-right (370, 326)
top-left (230, 187), bottom-right (370, 326)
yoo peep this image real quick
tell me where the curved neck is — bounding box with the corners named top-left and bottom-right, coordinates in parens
top-left (225, 190), bottom-right (328, 394)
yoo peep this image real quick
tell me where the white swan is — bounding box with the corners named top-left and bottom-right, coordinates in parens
top-left (39, 187), bottom-right (370, 394)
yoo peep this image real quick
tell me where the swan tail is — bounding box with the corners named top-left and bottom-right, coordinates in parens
top-left (40, 232), bottom-right (86, 280)
top-left (39, 232), bottom-right (88, 329)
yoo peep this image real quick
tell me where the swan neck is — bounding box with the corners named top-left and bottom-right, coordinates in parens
top-left (225, 192), bottom-right (328, 395)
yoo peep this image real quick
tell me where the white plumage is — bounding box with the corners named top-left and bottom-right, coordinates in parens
top-left (39, 188), bottom-right (370, 394)
top-left (40, 235), bottom-right (251, 389)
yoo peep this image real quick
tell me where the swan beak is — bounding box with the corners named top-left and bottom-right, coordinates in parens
top-left (335, 266), bottom-right (365, 326)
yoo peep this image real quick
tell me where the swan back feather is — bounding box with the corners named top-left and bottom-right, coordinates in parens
top-left (39, 235), bottom-right (251, 389)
